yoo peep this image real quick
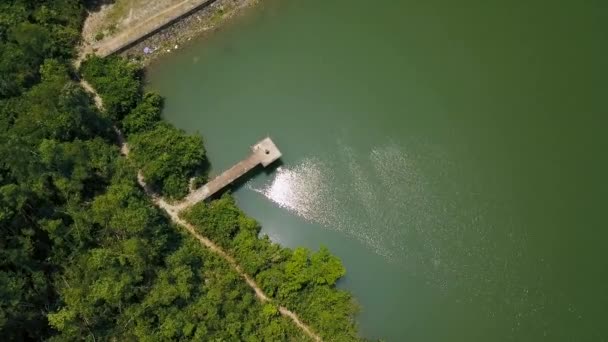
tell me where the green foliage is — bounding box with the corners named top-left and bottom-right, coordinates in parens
top-left (0, 94), bottom-right (116, 339)
top-left (0, 7), bottom-right (118, 332)
top-left (181, 195), bottom-right (244, 245)
top-left (1, 1), bottom-right (361, 340)
top-left (80, 55), bottom-right (141, 119)
top-left (130, 123), bottom-right (205, 199)
top-left (121, 91), bottom-right (163, 136)
top-left (310, 246), bottom-right (347, 286)
top-left (46, 170), bottom-right (309, 341)
top-left (192, 173), bottom-right (208, 188)
top-left (10, 60), bottom-right (112, 143)
top-left (0, 0), bottom-right (82, 99)
top-left (80, 55), bottom-right (205, 200)
top-left (183, 195), bottom-right (360, 341)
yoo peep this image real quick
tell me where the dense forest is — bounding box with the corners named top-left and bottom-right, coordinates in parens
top-left (0, 0), bottom-right (359, 340)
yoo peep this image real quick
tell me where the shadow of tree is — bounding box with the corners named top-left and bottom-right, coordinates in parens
top-left (83, 0), bottom-right (116, 12)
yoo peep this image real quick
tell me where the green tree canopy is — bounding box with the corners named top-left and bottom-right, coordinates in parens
top-left (121, 92), bottom-right (163, 136)
top-left (80, 55), bottom-right (142, 119)
top-left (0, 1), bottom-right (361, 340)
top-left (130, 123), bottom-right (206, 199)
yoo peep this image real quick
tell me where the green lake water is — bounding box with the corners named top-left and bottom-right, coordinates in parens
top-left (146, 0), bottom-right (607, 340)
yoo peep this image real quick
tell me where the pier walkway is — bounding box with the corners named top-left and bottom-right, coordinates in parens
top-left (174, 137), bottom-right (281, 211)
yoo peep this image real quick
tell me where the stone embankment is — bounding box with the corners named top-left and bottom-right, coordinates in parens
top-left (93, 0), bottom-right (213, 57)
top-left (86, 0), bottom-right (259, 64)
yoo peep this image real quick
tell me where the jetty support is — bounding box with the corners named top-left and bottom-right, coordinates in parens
top-left (176, 137), bottom-right (281, 210)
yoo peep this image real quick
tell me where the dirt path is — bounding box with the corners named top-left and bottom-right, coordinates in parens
top-left (154, 194), bottom-right (321, 341)
top-left (76, 26), bottom-right (321, 342)
top-left (79, 79), bottom-right (104, 109)
top-left (130, 109), bottom-right (321, 342)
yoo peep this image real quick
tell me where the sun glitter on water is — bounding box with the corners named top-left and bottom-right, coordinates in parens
top-left (248, 141), bottom-right (524, 299)
top-left (248, 144), bottom-right (418, 261)
top-left (250, 158), bottom-right (337, 227)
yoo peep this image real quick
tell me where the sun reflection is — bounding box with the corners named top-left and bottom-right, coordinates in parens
top-left (251, 158), bottom-right (334, 225)
top-left (249, 141), bottom-right (533, 309)
top-left (248, 151), bottom-right (399, 260)
top-left (248, 143), bottom-right (462, 271)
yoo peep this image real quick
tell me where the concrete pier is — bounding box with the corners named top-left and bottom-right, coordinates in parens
top-left (177, 137), bottom-right (281, 209)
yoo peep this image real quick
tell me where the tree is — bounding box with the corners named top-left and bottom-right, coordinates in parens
top-left (130, 123), bottom-right (205, 199)
top-left (183, 196), bottom-right (360, 341)
top-left (80, 55), bottom-right (142, 119)
top-left (121, 92), bottom-right (163, 136)
top-left (0, 1), bottom-right (361, 340)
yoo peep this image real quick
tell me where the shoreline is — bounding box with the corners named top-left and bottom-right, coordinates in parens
top-left (87, 0), bottom-right (260, 66)
top-left (75, 5), bottom-right (326, 340)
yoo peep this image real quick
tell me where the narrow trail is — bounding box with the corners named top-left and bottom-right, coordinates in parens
top-left (79, 79), bottom-right (103, 110)
top-left (76, 41), bottom-right (321, 342)
top-left (133, 118), bottom-right (320, 342)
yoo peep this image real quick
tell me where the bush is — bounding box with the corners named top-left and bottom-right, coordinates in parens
top-left (121, 92), bottom-right (163, 136)
top-left (80, 55), bottom-right (141, 119)
top-left (130, 123), bottom-right (205, 199)
top-left (182, 195), bottom-right (360, 341)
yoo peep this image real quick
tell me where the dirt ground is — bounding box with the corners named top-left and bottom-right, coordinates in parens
top-left (82, 0), bottom-right (185, 46)
top-left (81, 0), bottom-right (259, 64)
